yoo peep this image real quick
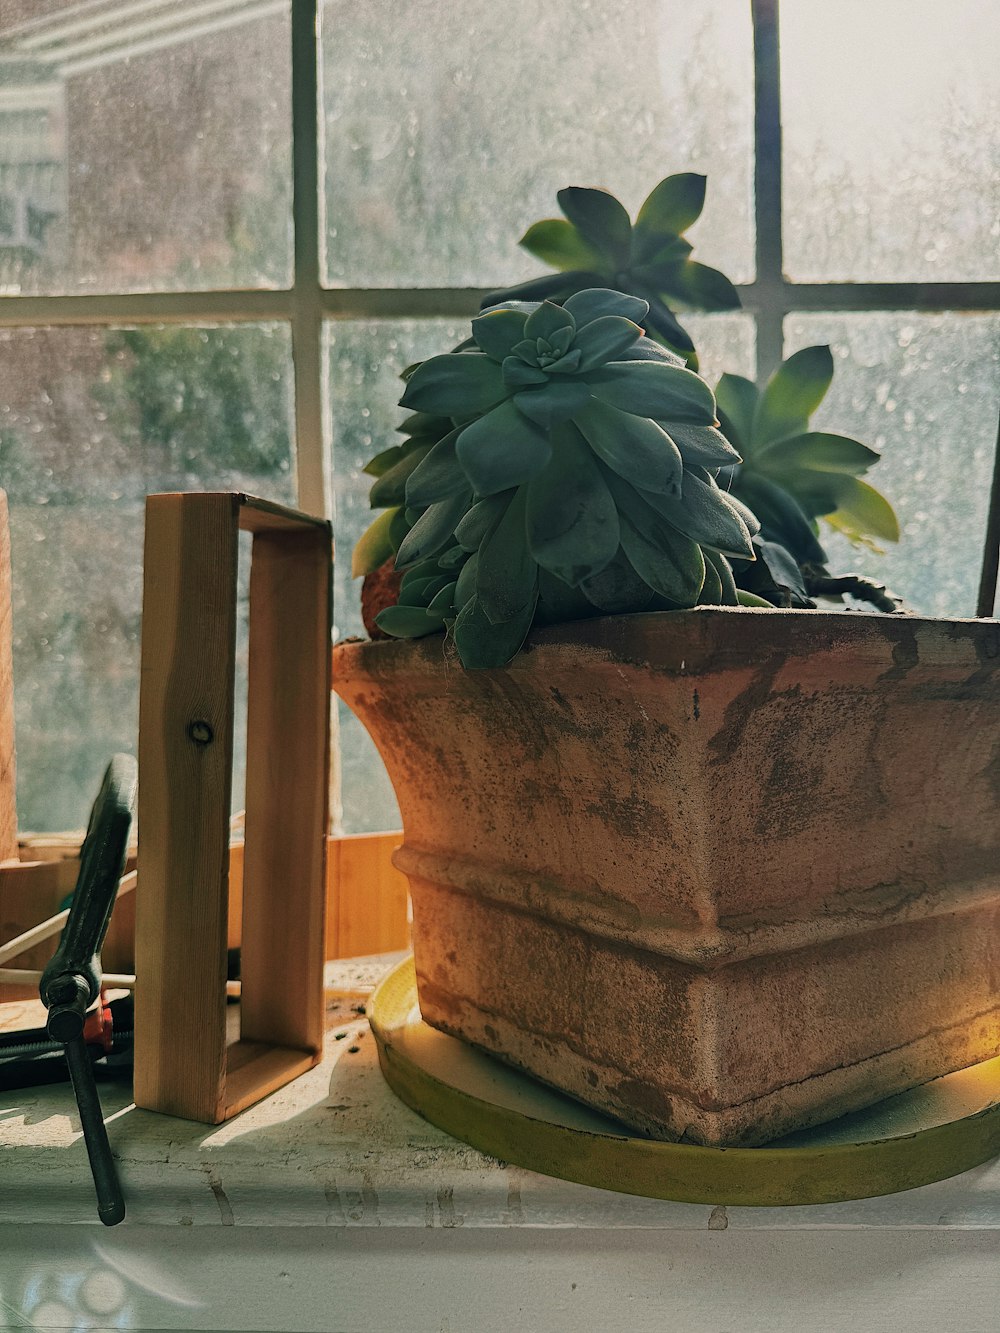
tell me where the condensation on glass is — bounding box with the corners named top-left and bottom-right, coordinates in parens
top-left (0, 323), bottom-right (295, 831)
top-left (0, 1), bottom-right (292, 295)
top-left (785, 313), bottom-right (1000, 618)
top-left (781, 1), bottom-right (1000, 282)
top-left (321, 0), bottom-right (755, 288)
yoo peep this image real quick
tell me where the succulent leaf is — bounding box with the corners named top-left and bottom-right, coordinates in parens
top-left (395, 489), bottom-right (472, 567)
top-left (704, 549), bottom-right (740, 606)
top-left (502, 356), bottom-right (549, 388)
top-left (395, 410), bottom-right (453, 439)
top-left (575, 398), bottom-right (683, 496)
top-left (699, 550), bottom-right (725, 604)
top-left (480, 271), bottom-right (589, 310)
top-left (398, 575), bottom-right (452, 608)
top-left (631, 287), bottom-right (698, 360)
top-left (524, 300), bottom-right (576, 343)
top-left (436, 543), bottom-right (468, 572)
top-left (519, 218), bottom-right (607, 272)
top-left (557, 186), bottom-right (632, 269)
top-left (455, 493), bottom-right (512, 551)
top-left (525, 428), bottom-right (620, 585)
top-left (825, 477), bottom-right (900, 543)
top-left (352, 506), bottom-right (400, 578)
top-left (660, 260), bottom-right (740, 311)
top-left (512, 379), bottom-right (591, 429)
top-left (399, 558), bottom-right (444, 591)
top-left (571, 316), bottom-right (644, 371)
top-left (714, 373), bottom-right (758, 451)
top-left (666, 422), bottom-right (741, 468)
top-left (751, 345), bottom-right (834, 447)
top-left (536, 567), bottom-right (599, 623)
top-left (754, 431), bottom-right (880, 475)
top-left (400, 352), bottom-right (507, 417)
top-left (578, 547), bottom-right (658, 613)
top-left (375, 604), bottom-right (445, 639)
top-left (476, 487), bottom-right (537, 625)
top-left (617, 508), bottom-right (706, 605)
top-left (454, 550), bottom-right (479, 608)
top-left (637, 469), bottom-right (755, 560)
top-left (585, 359), bottom-right (717, 424)
top-left (631, 236), bottom-right (694, 276)
top-left (404, 429), bottom-right (467, 507)
top-left (743, 537), bottom-right (812, 607)
top-left (472, 309), bottom-right (529, 362)
top-left (731, 472), bottom-right (827, 565)
top-left (634, 173), bottom-right (707, 253)
top-left (368, 442), bottom-right (433, 508)
top-left (562, 288), bottom-right (650, 327)
top-left (426, 581), bottom-right (458, 615)
top-left (456, 399), bottom-right (552, 495)
top-left (363, 441), bottom-right (416, 478)
top-left (453, 591), bottom-right (538, 669)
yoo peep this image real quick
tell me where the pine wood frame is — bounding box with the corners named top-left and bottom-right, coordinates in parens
top-left (134, 491), bottom-right (332, 1123)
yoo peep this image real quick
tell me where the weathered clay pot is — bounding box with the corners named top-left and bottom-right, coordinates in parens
top-left (333, 608), bottom-right (1000, 1146)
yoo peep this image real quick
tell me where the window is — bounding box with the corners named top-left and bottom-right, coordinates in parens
top-left (1, 0), bottom-right (997, 834)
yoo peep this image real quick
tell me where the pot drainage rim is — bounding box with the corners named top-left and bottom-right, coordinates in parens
top-left (368, 955), bottom-right (1000, 1207)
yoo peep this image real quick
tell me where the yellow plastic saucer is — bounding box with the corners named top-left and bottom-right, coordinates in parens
top-left (369, 955), bottom-right (1000, 1206)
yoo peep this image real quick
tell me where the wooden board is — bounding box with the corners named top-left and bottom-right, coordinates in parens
top-left (327, 831), bottom-right (409, 959)
top-left (134, 493), bottom-right (331, 1124)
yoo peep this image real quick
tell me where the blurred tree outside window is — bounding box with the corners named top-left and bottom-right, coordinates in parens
top-left (0, 1), bottom-right (997, 833)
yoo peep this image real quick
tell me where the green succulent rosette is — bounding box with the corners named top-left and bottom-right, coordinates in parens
top-left (353, 288), bottom-right (762, 669)
top-left (714, 346), bottom-right (899, 606)
top-left (480, 174), bottom-right (740, 367)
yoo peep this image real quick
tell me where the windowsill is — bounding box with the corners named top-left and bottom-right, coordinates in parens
top-left (3, 953), bottom-right (1000, 1329)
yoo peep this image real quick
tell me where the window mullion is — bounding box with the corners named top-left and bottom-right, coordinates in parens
top-left (751, 0), bottom-right (784, 381)
top-left (290, 0), bottom-right (326, 521)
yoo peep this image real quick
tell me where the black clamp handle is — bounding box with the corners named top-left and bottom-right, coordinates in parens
top-left (39, 754), bottom-right (137, 1226)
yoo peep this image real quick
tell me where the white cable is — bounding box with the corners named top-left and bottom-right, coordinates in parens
top-left (0, 870), bottom-right (137, 967)
top-left (0, 968), bottom-right (242, 999)
top-left (0, 967), bottom-right (137, 989)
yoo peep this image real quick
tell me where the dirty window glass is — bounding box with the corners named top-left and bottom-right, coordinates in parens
top-left (2, 323), bottom-right (295, 831)
top-left (0, 1), bottom-right (292, 295)
top-left (322, 0), bottom-right (755, 288)
top-left (784, 313), bottom-right (1000, 617)
top-left (782, 1), bottom-right (1000, 282)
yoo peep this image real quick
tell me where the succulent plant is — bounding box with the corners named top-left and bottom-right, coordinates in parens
top-left (354, 288), bottom-right (765, 669)
top-left (480, 174), bottom-right (739, 366)
top-left (714, 347), bottom-right (900, 608)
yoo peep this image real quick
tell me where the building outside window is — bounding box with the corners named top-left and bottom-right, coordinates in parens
top-left (0, 0), bottom-right (997, 835)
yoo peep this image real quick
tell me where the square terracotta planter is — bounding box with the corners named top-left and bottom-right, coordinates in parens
top-left (333, 608), bottom-right (1000, 1146)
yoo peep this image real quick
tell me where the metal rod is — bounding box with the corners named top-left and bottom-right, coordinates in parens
top-left (63, 1036), bottom-right (126, 1225)
top-left (751, 0), bottom-right (784, 382)
top-left (976, 408), bottom-right (1000, 618)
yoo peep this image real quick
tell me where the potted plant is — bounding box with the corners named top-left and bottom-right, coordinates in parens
top-left (333, 197), bottom-right (1000, 1148)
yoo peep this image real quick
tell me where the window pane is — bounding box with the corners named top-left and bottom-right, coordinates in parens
top-left (0, 2), bottom-right (292, 295)
top-left (322, 0), bottom-right (754, 288)
top-left (683, 313), bottom-right (756, 389)
top-left (2, 323), bottom-right (295, 831)
top-left (784, 313), bottom-right (1000, 617)
top-left (782, 2), bottom-right (1000, 281)
top-left (328, 318), bottom-right (466, 835)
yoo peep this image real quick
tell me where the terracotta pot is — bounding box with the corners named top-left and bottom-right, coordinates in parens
top-left (332, 608), bottom-right (1000, 1146)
